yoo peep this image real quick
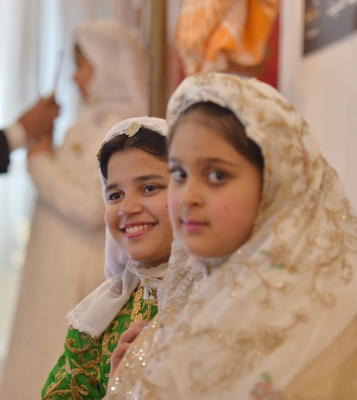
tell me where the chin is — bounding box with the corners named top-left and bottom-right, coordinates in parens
top-left (183, 242), bottom-right (227, 259)
top-left (182, 242), bottom-right (208, 258)
top-left (127, 251), bottom-right (152, 264)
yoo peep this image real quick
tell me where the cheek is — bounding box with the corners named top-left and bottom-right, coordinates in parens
top-left (157, 199), bottom-right (172, 231)
top-left (104, 207), bottom-right (117, 230)
top-left (209, 199), bottom-right (233, 223)
top-left (168, 187), bottom-right (180, 228)
top-left (215, 196), bottom-right (259, 235)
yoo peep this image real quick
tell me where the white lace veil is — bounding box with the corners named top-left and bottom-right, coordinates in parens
top-left (107, 73), bottom-right (357, 399)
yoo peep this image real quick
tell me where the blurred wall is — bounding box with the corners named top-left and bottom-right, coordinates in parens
top-left (279, 0), bottom-right (357, 209)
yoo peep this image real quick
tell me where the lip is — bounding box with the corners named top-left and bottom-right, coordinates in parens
top-left (180, 218), bottom-right (208, 233)
top-left (120, 221), bottom-right (157, 239)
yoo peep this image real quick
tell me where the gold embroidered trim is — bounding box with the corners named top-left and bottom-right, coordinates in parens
top-left (131, 285), bottom-right (144, 322)
top-left (121, 284), bottom-right (158, 329)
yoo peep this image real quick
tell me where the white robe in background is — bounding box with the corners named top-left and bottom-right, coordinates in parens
top-left (0, 19), bottom-right (147, 400)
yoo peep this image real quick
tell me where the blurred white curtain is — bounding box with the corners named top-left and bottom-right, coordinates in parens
top-left (0, 0), bottom-right (62, 272)
top-left (0, 0), bottom-right (139, 272)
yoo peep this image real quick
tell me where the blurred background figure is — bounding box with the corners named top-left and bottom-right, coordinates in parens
top-left (0, 18), bottom-right (147, 400)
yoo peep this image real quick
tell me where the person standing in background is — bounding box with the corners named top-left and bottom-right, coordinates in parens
top-left (0, 19), bottom-right (148, 400)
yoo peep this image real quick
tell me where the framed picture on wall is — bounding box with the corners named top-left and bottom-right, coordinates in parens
top-left (304, 0), bottom-right (357, 54)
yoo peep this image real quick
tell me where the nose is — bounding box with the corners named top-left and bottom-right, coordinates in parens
top-left (180, 179), bottom-right (203, 208)
top-left (118, 193), bottom-right (143, 217)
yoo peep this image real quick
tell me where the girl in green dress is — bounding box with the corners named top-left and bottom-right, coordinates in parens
top-left (42, 116), bottom-right (173, 399)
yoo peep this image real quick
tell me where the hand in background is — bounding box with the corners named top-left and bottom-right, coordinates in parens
top-left (110, 320), bottom-right (150, 380)
top-left (20, 94), bottom-right (60, 142)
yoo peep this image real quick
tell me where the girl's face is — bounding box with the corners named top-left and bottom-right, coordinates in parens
top-left (73, 47), bottom-right (93, 101)
top-left (105, 148), bottom-right (172, 268)
top-left (168, 118), bottom-right (263, 258)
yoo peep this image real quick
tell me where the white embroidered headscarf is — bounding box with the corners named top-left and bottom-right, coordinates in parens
top-left (106, 73), bottom-right (357, 399)
top-left (74, 19), bottom-right (148, 114)
top-left (67, 117), bottom-right (169, 337)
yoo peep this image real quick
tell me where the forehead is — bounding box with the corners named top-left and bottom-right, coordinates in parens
top-left (107, 149), bottom-right (168, 182)
top-left (169, 119), bottom-right (238, 160)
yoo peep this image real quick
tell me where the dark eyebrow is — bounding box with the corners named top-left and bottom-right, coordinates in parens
top-left (169, 157), bottom-right (239, 168)
top-left (133, 174), bottom-right (167, 182)
top-left (105, 174), bottom-right (167, 193)
top-left (199, 158), bottom-right (238, 167)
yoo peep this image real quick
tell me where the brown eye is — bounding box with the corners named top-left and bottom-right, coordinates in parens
top-left (108, 192), bottom-right (123, 201)
top-left (143, 185), bottom-right (159, 193)
top-left (208, 170), bottom-right (226, 183)
top-left (170, 168), bottom-right (186, 183)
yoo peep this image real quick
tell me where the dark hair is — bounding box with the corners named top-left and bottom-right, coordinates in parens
top-left (98, 127), bottom-right (167, 179)
top-left (169, 102), bottom-right (264, 172)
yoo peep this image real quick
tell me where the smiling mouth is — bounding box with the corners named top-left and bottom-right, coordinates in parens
top-left (121, 224), bottom-right (155, 234)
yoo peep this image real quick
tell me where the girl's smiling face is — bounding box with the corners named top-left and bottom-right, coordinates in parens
top-left (105, 148), bottom-right (172, 268)
top-left (168, 118), bottom-right (263, 258)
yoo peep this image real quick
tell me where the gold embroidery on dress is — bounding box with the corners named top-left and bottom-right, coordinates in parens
top-left (43, 286), bottom-right (158, 400)
top-left (131, 284), bottom-right (144, 322)
top-left (42, 364), bottom-right (69, 399)
top-left (123, 284), bottom-right (157, 328)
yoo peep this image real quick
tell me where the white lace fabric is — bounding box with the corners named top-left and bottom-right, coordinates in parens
top-left (106, 73), bottom-right (357, 399)
top-left (67, 258), bottom-right (167, 338)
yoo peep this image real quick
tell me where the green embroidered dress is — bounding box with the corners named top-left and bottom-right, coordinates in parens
top-left (42, 285), bottom-right (157, 399)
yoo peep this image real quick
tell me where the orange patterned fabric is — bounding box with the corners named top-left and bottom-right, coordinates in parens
top-left (176, 0), bottom-right (280, 75)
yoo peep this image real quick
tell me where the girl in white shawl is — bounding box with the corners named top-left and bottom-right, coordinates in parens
top-left (106, 72), bottom-right (357, 400)
top-left (0, 20), bottom-right (148, 400)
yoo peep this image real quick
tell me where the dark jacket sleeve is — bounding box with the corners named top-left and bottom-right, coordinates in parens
top-left (0, 129), bottom-right (10, 173)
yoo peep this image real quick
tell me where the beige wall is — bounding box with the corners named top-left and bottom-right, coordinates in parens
top-left (279, 0), bottom-right (357, 208)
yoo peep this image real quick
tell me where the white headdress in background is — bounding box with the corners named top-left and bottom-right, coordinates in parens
top-left (74, 19), bottom-right (148, 114)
